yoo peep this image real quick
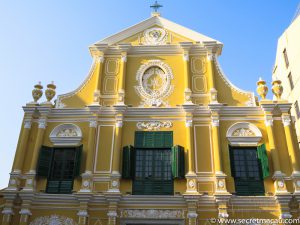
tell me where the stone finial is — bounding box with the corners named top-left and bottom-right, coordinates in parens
top-left (32, 82), bottom-right (43, 103)
top-left (45, 81), bottom-right (56, 103)
top-left (272, 79), bottom-right (283, 100)
top-left (256, 77), bottom-right (268, 100)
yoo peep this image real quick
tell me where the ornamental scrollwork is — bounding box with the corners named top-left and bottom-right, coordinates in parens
top-left (232, 128), bottom-right (255, 137)
top-left (143, 27), bottom-right (168, 45)
top-left (121, 209), bottom-right (184, 219)
top-left (135, 60), bottom-right (174, 107)
top-left (29, 215), bottom-right (77, 225)
top-left (136, 121), bottom-right (172, 130)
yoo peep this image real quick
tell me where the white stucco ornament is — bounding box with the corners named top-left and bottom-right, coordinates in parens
top-left (135, 60), bottom-right (174, 107)
top-left (143, 27), bottom-right (168, 45)
top-left (136, 121), bottom-right (172, 130)
top-left (50, 124), bottom-right (82, 146)
top-left (29, 215), bottom-right (77, 225)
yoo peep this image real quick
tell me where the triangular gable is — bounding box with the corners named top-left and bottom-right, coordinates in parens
top-left (93, 15), bottom-right (222, 46)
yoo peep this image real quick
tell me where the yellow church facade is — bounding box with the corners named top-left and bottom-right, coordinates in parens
top-left (1, 13), bottom-right (300, 225)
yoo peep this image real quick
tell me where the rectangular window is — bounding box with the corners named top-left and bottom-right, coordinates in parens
top-left (283, 48), bottom-right (289, 68)
top-left (295, 101), bottom-right (300, 119)
top-left (288, 72), bottom-right (294, 90)
top-left (229, 147), bottom-right (265, 196)
top-left (37, 146), bottom-right (82, 194)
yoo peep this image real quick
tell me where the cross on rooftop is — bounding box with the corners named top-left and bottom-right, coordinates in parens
top-left (150, 1), bottom-right (163, 12)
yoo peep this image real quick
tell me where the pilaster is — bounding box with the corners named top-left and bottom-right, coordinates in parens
top-left (92, 53), bottom-right (104, 105)
top-left (180, 42), bottom-right (193, 105)
top-left (23, 106), bottom-right (51, 191)
top-left (261, 103), bottom-right (288, 194)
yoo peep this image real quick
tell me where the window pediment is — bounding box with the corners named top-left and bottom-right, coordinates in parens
top-left (49, 124), bottom-right (82, 146)
top-left (226, 122), bottom-right (262, 146)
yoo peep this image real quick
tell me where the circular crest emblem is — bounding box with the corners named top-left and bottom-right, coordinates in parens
top-left (143, 27), bottom-right (168, 45)
top-left (135, 60), bottom-right (174, 107)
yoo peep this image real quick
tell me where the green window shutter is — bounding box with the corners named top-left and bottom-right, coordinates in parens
top-left (74, 145), bottom-right (83, 177)
top-left (257, 144), bottom-right (270, 178)
top-left (122, 145), bottom-right (134, 179)
top-left (36, 146), bottom-right (53, 177)
top-left (135, 131), bottom-right (173, 148)
top-left (229, 145), bottom-right (236, 178)
top-left (171, 145), bottom-right (185, 179)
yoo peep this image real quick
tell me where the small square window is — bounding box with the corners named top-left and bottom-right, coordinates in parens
top-left (295, 101), bottom-right (300, 119)
top-left (283, 48), bottom-right (289, 68)
top-left (288, 72), bottom-right (294, 90)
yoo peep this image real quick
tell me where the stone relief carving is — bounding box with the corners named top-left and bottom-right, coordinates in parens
top-left (232, 128), bottom-right (255, 137)
top-left (121, 209), bottom-right (184, 219)
top-left (50, 124), bottom-right (82, 146)
top-left (135, 60), bottom-right (174, 107)
top-left (143, 27), bottom-right (168, 45)
top-left (29, 215), bottom-right (77, 225)
top-left (136, 121), bottom-right (172, 130)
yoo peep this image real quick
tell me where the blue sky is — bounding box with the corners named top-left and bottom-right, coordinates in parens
top-left (0, 0), bottom-right (299, 189)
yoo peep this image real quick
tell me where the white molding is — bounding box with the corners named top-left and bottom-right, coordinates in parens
top-left (226, 122), bottom-right (262, 146)
top-left (49, 123), bottom-right (82, 146)
top-left (94, 16), bottom-right (221, 47)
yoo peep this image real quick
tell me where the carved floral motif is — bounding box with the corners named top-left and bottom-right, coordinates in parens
top-left (136, 121), bottom-right (172, 130)
top-left (57, 129), bottom-right (78, 137)
top-left (121, 209), bottom-right (184, 219)
top-left (29, 215), bottom-right (77, 225)
top-left (232, 128), bottom-right (255, 137)
top-left (143, 27), bottom-right (168, 45)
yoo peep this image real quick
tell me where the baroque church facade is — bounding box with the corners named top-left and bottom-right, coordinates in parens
top-left (1, 12), bottom-right (300, 225)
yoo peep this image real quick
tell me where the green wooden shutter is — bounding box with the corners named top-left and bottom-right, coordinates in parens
top-left (74, 145), bottom-right (83, 177)
top-left (228, 145), bottom-right (236, 177)
top-left (171, 145), bottom-right (185, 179)
top-left (36, 146), bottom-right (53, 177)
top-left (135, 131), bottom-right (173, 148)
top-left (122, 145), bottom-right (134, 179)
top-left (257, 144), bottom-right (270, 178)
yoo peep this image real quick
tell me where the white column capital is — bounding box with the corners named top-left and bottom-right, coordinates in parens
top-left (183, 52), bottom-right (189, 61)
top-left (77, 210), bottom-right (89, 217)
top-left (265, 116), bottom-right (273, 127)
top-left (95, 55), bottom-right (104, 63)
top-left (282, 115), bottom-right (291, 127)
top-left (116, 120), bottom-right (123, 128)
top-left (2, 208), bottom-right (14, 215)
top-left (24, 119), bottom-right (32, 129)
top-left (121, 54), bottom-right (127, 62)
top-left (107, 211), bottom-right (118, 218)
top-left (207, 53), bottom-right (215, 61)
top-left (211, 117), bottom-right (220, 127)
top-left (19, 208), bottom-right (32, 216)
top-left (185, 120), bottom-right (193, 127)
top-left (187, 211), bottom-right (198, 218)
top-left (38, 118), bottom-right (47, 129)
top-left (89, 120), bottom-right (98, 128)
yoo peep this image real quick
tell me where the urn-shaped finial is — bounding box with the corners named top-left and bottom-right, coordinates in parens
top-left (256, 77), bottom-right (268, 100)
top-left (32, 82), bottom-right (43, 103)
top-left (45, 81), bottom-right (56, 103)
top-left (272, 79), bottom-right (283, 100)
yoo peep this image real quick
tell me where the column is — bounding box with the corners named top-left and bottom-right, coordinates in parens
top-left (278, 104), bottom-right (300, 193)
top-left (183, 50), bottom-right (193, 104)
top-left (209, 105), bottom-right (229, 194)
top-left (1, 207), bottom-right (14, 225)
top-left (19, 208), bottom-right (31, 225)
top-left (185, 197), bottom-right (199, 225)
top-left (77, 210), bottom-right (89, 225)
top-left (79, 119), bottom-right (97, 193)
top-left (117, 52), bottom-right (127, 105)
top-left (23, 116), bottom-right (47, 191)
top-left (109, 112), bottom-right (124, 193)
top-left (207, 53), bottom-right (218, 103)
top-left (93, 54), bottom-right (104, 104)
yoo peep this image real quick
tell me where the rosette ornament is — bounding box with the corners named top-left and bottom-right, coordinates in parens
top-left (256, 77), bottom-right (268, 100)
top-left (32, 82), bottom-right (43, 103)
top-left (45, 81), bottom-right (56, 103)
top-left (272, 79), bottom-right (283, 100)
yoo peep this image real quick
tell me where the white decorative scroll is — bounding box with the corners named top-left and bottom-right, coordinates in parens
top-left (136, 121), bottom-right (172, 130)
top-left (50, 124), bottom-right (82, 146)
top-left (226, 122), bottom-right (262, 146)
top-left (232, 128), bottom-right (255, 137)
top-left (135, 60), bottom-right (174, 107)
top-left (121, 209), bottom-right (184, 219)
top-left (143, 27), bottom-right (168, 45)
top-left (29, 215), bottom-right (77, 225)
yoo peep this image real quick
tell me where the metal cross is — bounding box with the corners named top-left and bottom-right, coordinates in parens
top-left (150, 1), bottom-right (163, 12)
